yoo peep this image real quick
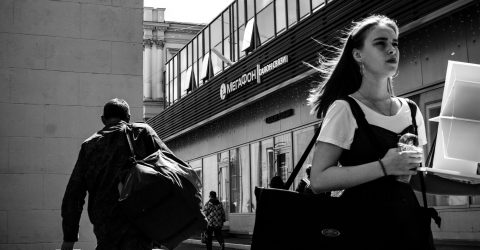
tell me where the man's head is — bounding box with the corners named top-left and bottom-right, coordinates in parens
top-left (209, 191), bottom-right (217, 199)
top-left (101, 98), bottom-right (130, 125)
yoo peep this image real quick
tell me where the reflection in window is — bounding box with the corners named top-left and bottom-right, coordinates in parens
top-left (180, 49), bottom-right (187, 72)
top-left (223, 37), bottom-right (231, 69)
top-left (239, 146), bottom-right (251, 213)
top-left (218, 152), bottom-right (230, 219)
top-left (199, 32), bottom-right (204, 56)
top-left (293, 126), bottom-right (316, 190)
top-left (203, 155), bottom-right (218, 206)
top-left (250, 142), bottom-right (260, 212)
top-left (173, 76), bottom-right (178, 102)
top-left (257, 3), bottom-right (274, 44)
top-left (238, 25), bottom-right (246, 59)
top-left (229, 146), bottom-right (251, 214)
top-left (275, 0), bottom-right (286, 34)
top-left (223, 10), bottom-right (230, 40)
top-left (180, 70), bottom-right (188, 97)
top-left (274, 133), bottom-right (292, 186)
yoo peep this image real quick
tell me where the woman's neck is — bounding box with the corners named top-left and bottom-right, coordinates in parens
top-left (357, 75), bottom-right (390, 101)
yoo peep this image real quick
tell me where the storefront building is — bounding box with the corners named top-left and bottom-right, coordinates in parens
top-left (148, 0), bottom-right (480, 247)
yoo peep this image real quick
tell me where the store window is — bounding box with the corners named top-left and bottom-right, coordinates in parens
top-left (260, 138), bottom-right (274, 188)
top-left (203, 155), bottom-right (218, 206)
top-left (250, 141), bottom-right (261, 212)
top-left (189, 159), bottom-right (203, 197)
top-left (274, 133), bottom-right (293, 186)
top-left (293, 126), bottom-right (316, 190)
top-left (218, 151), bottom-right (230, 217)
top-left (229, 146), bottom-right (251, 213)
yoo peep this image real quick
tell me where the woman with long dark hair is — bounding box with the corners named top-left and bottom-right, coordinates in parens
top-left (309, 15), bottom-right (479, 249)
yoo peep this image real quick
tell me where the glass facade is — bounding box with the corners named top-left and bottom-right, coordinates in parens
top-left (164, 0), bottom-right (331, 107)
top-left (190, 125), bottom-right (317, 214)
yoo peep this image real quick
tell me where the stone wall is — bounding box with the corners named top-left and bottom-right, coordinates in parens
top-left (0, 0), bottom-right (143, 249)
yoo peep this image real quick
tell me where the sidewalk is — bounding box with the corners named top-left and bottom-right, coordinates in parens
top-left (175, 234), bottom-right (252, 250)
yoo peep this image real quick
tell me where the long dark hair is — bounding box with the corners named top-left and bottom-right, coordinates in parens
top-left (308, 15), bottom-right (399, 118)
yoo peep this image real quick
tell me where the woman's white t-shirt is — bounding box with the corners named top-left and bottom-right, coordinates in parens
top-left (317, 96), bottom-right (427, 150)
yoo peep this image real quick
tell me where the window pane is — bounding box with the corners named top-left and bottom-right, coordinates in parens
top-left (229, 146), bottom-right (251, 214)
top-left (238, 0), bottom-right (245, 27)
top-left (187, 43), bottom-right (192, 66)
top-left (190, 159), bottom-right (203, 197)
top-left (293, 126), bottom-right (315, 190)
top-left (173, 57), bottom-right (177, 78)
top-left (211, 17), bottom-right (222, 47)
top-left (239, 145), bottom-right (251, 213)
top-left (299, 0), bottom-right (310, 19)
top-left (193, 38), bottom-right (198, 61)
top-left (261, 138), bottom-right (274, 187)
top-left (203, 155), bottom-right (218, 206)
top-left (199, 32), bottom-right (204, 56)
top-left (205, 27), bottom-right (210, 51)
top-left (250, 142), bottom-right (260, 212)
top-left (224, 37), bottom-right (230, 68)
top-left (180, 49), bottom-right (186, 72)
top-left (218, 152), bottom-right (230, 219)
top-left (223, 10), bottom-right (230, 39)
top-left (212, 42), bottom-right (223, 75)
top-left (287, 0), bottom-right (297, 27)
top-left (257, 3), bottom-right (274, 44)
top-left (180, 70), bottom-right (188, 96)
top-left (312, 0), bottom-right (325, 11)
top-left (193, 60), bottom-right (198, 89)
top-left (238, 25), bottom-right (246, 59)
top-left (246, 0), bottom-right (255, 20)
top-left (197, 55), bottom-right (203, 86)
top-left (275, 0), bottom-right (286, 34)
top-left (230, 148), bottom-right (240, 213)
top-left (232, 2), bottom-right (237, 62)
top-left (274, 133), bottom-right (292, 186)
top-left (256, 0), bottom-right (273, 11)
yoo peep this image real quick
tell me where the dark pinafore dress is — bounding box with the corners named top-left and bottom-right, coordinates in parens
top-left (338, 97), bottom-right (435, 250)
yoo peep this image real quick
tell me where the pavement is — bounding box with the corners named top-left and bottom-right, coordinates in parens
top-left (173, 234), bottom-right (252, 250)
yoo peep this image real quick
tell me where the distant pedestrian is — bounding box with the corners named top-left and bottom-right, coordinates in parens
top-left (269, 175), bottom-right (285, 189)
top-left (203, 191), bottom-right (226, 250)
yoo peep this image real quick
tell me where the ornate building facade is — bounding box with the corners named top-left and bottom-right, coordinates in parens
top-left (143, 8), bottom-right (204, 120)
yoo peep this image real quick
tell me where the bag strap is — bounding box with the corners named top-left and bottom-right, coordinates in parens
top-left (124, 124), bottom-right (137, 161)
top-left (284, 125), bottom-right (322, 189)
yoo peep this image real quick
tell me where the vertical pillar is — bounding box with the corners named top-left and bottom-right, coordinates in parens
top-left (152, 40), bottom-right (164, 100)
top-left (151, 40), bottom-right (158, 100)
top-left (143, 39), bottom-right (153, 100)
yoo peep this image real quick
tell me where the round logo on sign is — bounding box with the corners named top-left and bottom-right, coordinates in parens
top-left (220, 83), bottom-right (227, 100)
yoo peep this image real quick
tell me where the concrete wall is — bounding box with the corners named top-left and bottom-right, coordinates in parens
top-left (0, 0), bottom-right (143, 249)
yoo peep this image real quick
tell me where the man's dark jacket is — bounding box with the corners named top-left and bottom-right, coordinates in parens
top-left (61, 121), bottom-right (171, 242)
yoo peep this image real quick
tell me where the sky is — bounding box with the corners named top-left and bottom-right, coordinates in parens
top-left (144, 0), bottom-right (234, 24)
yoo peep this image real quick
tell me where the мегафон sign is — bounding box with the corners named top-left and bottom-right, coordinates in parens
top-left (219, 55), bottom-right (288, 100)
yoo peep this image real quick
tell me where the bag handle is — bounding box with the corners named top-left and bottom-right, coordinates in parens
top-left (284, 125), bottom-right (322, 189)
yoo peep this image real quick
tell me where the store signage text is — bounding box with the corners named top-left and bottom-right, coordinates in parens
top-left (220, 55), bottom-right (289, 100)
top-left (265, 109), bottom-right (294, 124)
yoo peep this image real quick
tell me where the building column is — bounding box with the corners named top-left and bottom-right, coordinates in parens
top-left (143, 39), bottom-right (153, 100)
top-left (153, 40), bottom-right (164, 101)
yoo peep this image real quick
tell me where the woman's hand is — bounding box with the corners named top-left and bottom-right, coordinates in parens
top-left (381, 148), bottom-right (422, 176)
